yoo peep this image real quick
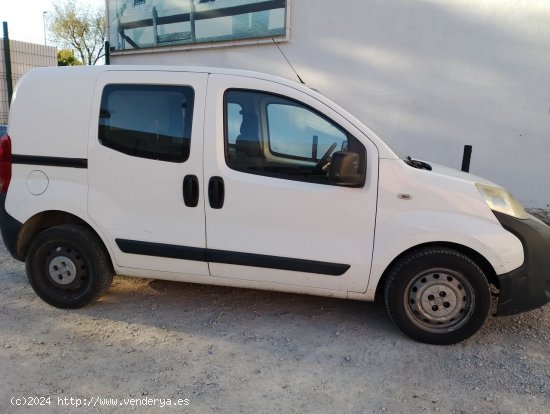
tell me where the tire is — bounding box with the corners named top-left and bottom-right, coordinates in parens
top-left (25, 224), bottom-right (114, 309)
top-left (384, 247), bottom-right (491, 345)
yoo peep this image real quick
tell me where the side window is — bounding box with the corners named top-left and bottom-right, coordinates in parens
top-left (99, 84), bottom-right (194, 163)
top-left (267, 103), bottom-right (347, 161)
top-left (224, 89), bottom-right (366, 186)
top-left (226, 102), bottom-right (243, 145)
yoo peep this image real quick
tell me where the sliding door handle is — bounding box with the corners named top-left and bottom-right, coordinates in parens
top-left (183, 175), bottom-right (199, 207)
top-left (208, 176), bottom-right (225, 209)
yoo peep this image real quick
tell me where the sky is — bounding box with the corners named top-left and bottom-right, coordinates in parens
top-left (1, 0), bottom-right (105, 44)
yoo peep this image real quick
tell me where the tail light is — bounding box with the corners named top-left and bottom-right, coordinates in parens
top-left (0, 134), bottom-right (12, 193)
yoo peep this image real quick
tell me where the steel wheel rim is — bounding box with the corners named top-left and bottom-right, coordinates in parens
top-left (404, 268), bottom-right (475, 333)
top-left (43, 245), bottom-right (88, 291)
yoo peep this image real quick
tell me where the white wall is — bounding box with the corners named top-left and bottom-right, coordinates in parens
top-left (112, 0), bottom-right (550, 209)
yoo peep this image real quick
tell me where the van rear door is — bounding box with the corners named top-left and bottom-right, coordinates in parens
top-left (88, 70), bottom-right (209, 275)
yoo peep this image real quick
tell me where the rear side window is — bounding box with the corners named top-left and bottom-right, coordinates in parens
top-left (98, 84), bottom-right (194, 163)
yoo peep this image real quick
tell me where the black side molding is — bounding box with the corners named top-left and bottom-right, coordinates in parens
top-left (115, 239), bottom-right (350, 276)
top-left (116, 239), bottom-right (206, 262)
top-left (207, 249), bottom-right (349, 276)
top-left (12, 155), bottom-right (88, 168)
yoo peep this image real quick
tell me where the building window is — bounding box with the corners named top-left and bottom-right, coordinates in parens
top-left (109, 0), bottom-right (288, 51)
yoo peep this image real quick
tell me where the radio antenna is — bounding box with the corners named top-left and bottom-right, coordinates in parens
top-left (272, 37), bottom-right (305, 85)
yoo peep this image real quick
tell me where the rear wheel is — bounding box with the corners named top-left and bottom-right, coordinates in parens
top-left (384, 247), bottom-right (491, 344)
top-left (26, 224), bottom-right (113, 308)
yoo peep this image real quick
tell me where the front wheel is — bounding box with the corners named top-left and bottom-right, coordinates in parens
top-left (384, 247), bottom-right (491, 344)
top-left (26, 224), bottom-right (114, 308)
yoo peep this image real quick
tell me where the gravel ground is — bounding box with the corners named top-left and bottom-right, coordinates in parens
top-left (1, 236), bottom-right (549, 414)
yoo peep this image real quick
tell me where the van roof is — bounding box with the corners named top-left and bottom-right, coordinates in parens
top-left (28, 64), bottom-right (309, 91)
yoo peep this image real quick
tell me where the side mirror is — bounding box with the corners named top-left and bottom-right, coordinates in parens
top-left (328, 151), bottom-right (364, 186)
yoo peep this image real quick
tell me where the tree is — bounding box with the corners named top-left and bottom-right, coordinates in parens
top-left (57, 49), bottom-right (83, 66)
top-left (49, 0), bottom-right (105, 65)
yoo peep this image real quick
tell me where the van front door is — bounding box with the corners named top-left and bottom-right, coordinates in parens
top-left (202, 74), bottom-right (378, 293)
top-left (88, 70), bottom-right (209, 275)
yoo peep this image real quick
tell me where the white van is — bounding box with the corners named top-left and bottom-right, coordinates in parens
top-left (1, 66), bottom-right (549, 344)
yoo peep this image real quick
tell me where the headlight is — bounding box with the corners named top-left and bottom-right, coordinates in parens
top-left (476, 183), bottom-right (528, 219)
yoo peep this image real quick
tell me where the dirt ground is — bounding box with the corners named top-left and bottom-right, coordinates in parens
top-left (1, 235), bottom-right (549, 413)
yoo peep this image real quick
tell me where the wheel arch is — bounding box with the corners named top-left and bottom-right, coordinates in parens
top-left (16, 210), bottom-right (112, 264)
top-left (374, 241), bottom-right (498, 302)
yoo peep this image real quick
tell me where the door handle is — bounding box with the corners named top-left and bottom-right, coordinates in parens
top-left (208, 176), bottom-right (225, 209)
top-left (183, 175), bottom-right (199, 207)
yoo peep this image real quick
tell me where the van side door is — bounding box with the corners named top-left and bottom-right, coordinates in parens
top-left (203, 74), bottom-right (378, 293)
top-left (88, 70), bottom-right (209, 275)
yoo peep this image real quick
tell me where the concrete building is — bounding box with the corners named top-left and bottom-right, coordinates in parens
top-left (1, 39), bottom-right (57, 124)
top-left (110, 0), bottom-right (549, 209)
